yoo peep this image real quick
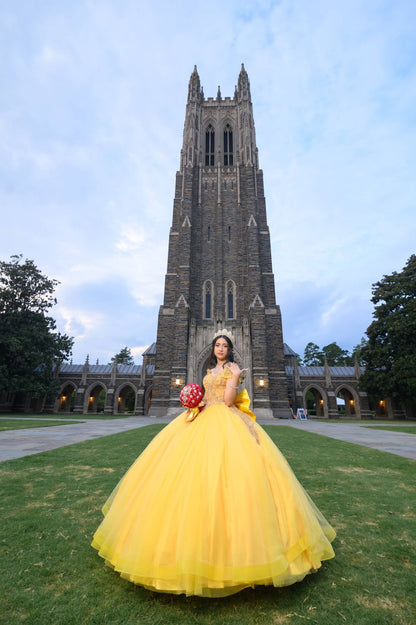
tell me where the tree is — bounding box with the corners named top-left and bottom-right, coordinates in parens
top-left (360, 255), bottom-right (416, 402)
top-left (321, 342), bottom-right (350, 366)
top-left (348, 338), bottom-right (368, 366)
top-left (302, 342), bottom-right (324, 366)
top-left (109, 347), bottom-right (135, 366)
top-left (301, 340), bottom-right (364, 366)
top-left (0, 255), bottom-right (73, 398)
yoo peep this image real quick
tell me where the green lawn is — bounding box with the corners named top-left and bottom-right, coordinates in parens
top-left (0, 425), bottom-right (414, 625)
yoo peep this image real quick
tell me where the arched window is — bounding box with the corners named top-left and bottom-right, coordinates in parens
top-left (205, 124), bottom-right (215, 167)
top-left (226, 280), bottom-right (236, 319)
top-left (203, 280), bottom-right (214, 319)
top-left (224, 124), bottom-right (233, 166)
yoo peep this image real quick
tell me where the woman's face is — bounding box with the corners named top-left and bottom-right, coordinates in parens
top-left (214, 338), bottom-right (229, 363)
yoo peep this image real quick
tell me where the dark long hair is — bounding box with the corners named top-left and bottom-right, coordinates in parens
top-left (209, 335), bottom-right (235, 367)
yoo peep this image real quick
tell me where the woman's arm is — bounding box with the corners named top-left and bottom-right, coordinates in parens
top-left (223, 362), bottom-right (245, 407)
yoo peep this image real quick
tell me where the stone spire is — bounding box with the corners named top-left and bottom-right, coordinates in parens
top-left (187, 65), bottom-right (202, 104)
top-left (181, 66), bottom-right (204, 170)
top-left (237, 63), bottom-right (251, 102)
top-left (233, 63), bottom-right (258, 167)
top-left (324, 357), bottom-right (332, 388)
top-left (294, 359), bottom-right (301, 389)
top-left (81, 354), bottom-right (89, 385)
top-left (111, 358), bottom-right (117, 386)
top-left (354, 356), bottom-right (362, 379)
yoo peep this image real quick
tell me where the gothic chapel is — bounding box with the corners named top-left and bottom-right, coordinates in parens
top-left (151, 65), bottom-right (292, 418)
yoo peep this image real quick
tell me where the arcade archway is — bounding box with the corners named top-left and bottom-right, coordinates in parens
top-left (304, 385), bottom-right (327, 418)
top-left (117, 384), bottom-right (136, 414)
top-left (335, 385), bottom-right (360, 418)
top-left (86, 384), bottom-right (106, 413)
top-left (59, 383), bottom-right (76, 413)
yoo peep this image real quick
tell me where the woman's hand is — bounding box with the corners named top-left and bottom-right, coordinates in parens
top-left (225, 362), bottom-right (246, 377)
top-left (223, 363), bottom-right (247, 406)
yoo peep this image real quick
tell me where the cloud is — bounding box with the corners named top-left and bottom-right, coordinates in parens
top-left (55, 280), bottom-right (159, 364)
top-left (131, 345), bottom-right (151, 360)
top-left (1, 0), bottom-right (415, 365)
top-left (58, 306), bottom-right (104, 341)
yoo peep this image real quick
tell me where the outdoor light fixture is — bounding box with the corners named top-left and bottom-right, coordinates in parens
top-left (171, 377), bottom-right (185, 388)
top-left (255, 376), bottom-right (268, 389)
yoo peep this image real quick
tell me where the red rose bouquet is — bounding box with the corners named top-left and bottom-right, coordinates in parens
top-left (180, 383), bottom-right (205, 422)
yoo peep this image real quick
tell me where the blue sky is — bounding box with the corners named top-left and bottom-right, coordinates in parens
top-left (1, 0), bottom-right (415, 364)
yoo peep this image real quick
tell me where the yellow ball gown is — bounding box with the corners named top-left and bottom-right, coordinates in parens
top-left (91, 368), bottom-right (336, 597)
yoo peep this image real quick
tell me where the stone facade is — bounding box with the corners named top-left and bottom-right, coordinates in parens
top-left (284, 346), bottom-right (406, 419)
top-left (0, 343), bottom-right (407, 418)
top-left (42, 345), bottom-right (157, 416)
top-left (151, 65), bottom-right (291, 418)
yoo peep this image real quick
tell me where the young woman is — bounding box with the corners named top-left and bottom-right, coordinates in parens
top-left (92, 330), bottom-right (336, 597)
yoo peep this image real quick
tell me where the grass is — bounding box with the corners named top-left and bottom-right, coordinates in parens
top-left (362, 425), bottom-right (416, 435)
top-left (0, 424), bottom-right (415, 625)
top-left (0, 419), bottom-right (80, 431)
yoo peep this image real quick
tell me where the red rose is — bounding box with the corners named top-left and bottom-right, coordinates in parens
top-left (180, 383), bottom-right (203, 408)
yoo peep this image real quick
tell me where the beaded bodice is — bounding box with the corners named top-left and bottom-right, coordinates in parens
top-left (202, 368), bottom-right (259, 443)
top-left (202, 368), bottom-right (232, 406)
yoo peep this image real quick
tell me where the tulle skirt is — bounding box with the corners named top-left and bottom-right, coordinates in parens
top-left (91, 403), bottom-right (335, 597)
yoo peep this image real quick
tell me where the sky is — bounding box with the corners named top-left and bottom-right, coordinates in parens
top-left (1, 0), bottom-right (415, 364)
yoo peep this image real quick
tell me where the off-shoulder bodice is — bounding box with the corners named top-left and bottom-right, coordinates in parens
top-left (202, 368), bottom-right (232, 406)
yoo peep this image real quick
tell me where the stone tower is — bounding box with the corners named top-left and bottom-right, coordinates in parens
top-left (151, 65), bottom-right (291, 418)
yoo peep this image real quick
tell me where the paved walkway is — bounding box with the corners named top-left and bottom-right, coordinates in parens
top-left (0, 416), bottom-right (170, 462)
top-left (286, 420), bottom-right (416, 460)
top-left (0, 416), bottom-right (415, 462)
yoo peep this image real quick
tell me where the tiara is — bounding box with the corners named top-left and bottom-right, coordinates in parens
top-left (213, 328), bottom-right (235, 342)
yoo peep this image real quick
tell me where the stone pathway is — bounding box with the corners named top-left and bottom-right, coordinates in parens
top-left (285, 419), bottom-right (416, 461)
top-left (0, 416), bottom-right (170, 462)
top-left (0, 416), bottom-right (415, 462)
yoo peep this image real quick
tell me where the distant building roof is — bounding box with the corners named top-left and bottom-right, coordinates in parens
top-left (117, 364), bottom-right (142, 375)
top-left (60, 363), bottom-right (142, 375)
top-left (142, 342), bottom-right (156, 356)
top-left (60, 364), bottom-right (84, 374)
top-left (286, 365), bottom-right (364, 377)
top-left (283, 343), bottom-right (298, 357)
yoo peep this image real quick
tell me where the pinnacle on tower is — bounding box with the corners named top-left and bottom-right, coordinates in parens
top-left (187, 65), bottom-right (202, 103)
top-left (238, 63), bottom-right (251, 101)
